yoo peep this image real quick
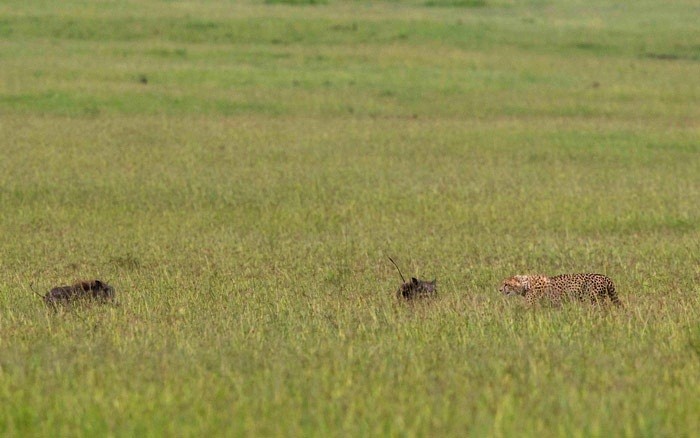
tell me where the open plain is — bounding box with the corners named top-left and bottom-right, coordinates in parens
top-left (0, 0), bottom-right (699, 435)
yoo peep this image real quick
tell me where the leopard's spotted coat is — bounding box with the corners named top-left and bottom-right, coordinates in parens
top-left (499, 273), bottom-right (622, 306)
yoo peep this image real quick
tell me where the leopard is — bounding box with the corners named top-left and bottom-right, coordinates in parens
top-left (498, 273), bottom-right (622, 307)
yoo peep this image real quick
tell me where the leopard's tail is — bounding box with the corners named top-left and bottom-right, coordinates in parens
top-left (607, 280), bottom-right (623, 307)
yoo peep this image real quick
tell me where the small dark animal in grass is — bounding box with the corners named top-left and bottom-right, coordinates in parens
top-left (389, 257), bottom-right (437, 300)
top-left (37, 280), bottom-right (116, 307)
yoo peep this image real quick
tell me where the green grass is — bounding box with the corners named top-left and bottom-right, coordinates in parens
top-left (1, 0), bottom-right (699, 435)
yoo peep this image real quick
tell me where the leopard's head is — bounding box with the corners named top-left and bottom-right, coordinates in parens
top-left (499, 275), bottom-right (532, 297)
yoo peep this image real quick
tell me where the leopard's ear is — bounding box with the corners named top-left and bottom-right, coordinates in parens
top-left (411, 277), bottom-right (419, 285)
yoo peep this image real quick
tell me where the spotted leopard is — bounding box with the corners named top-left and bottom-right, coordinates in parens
top-left (498, 273), bottom-right (622, 306)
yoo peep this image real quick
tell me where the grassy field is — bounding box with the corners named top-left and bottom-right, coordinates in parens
top-left (1, 0), bottom-right (699, 435)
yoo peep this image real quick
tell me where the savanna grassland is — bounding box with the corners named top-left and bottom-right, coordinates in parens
top-left (1, 0), bottom-right (699, 435)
